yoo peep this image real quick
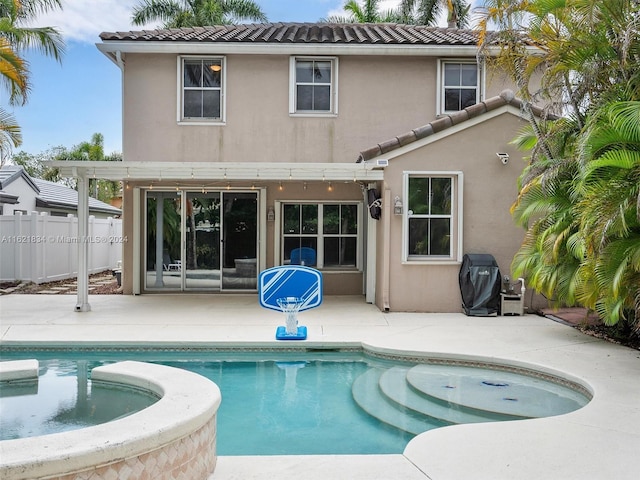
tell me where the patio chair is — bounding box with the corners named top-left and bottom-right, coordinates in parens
top-left (290, 247), bottom-right (316, 266)
top-left (163, 252), bottom-right (181, 272)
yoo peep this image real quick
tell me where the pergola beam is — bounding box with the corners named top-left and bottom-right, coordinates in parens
top-left (48, 161), bottom-right (385, 182)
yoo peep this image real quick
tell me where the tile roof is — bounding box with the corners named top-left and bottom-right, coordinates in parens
top-left (0, 165), bottom-right (39, 192)
top-left (357, 90), bottom-right (553, 162)
top-left (34, 178), bottom-right (121, 215)
top-left (100, 22), bottom-right (485, 46)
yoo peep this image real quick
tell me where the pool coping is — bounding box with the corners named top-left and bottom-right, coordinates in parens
top-left (0, 294), bottom-right (638, 480)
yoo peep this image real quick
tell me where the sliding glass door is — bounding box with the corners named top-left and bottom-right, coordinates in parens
top-left (145, 190), bottom-right (258, 291)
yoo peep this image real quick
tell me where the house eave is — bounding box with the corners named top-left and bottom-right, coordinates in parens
top-left (97, 41), bottom-right (511, 61)
top-left (0, 192), bottom-right (19, 204)
top-left (35, 197), bottom-right (120, 215)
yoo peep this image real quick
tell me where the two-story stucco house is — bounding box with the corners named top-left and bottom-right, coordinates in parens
top-left (53, 23), bottom-right (546, 313)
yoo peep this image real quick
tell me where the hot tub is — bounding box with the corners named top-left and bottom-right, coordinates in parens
top-left (0, 360), bottom-right (221, 480)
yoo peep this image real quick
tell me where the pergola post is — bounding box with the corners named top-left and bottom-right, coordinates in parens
top-left (75, 174), bottom-right (91, 312)
top-left (154, 193), bottom-right (164, 287)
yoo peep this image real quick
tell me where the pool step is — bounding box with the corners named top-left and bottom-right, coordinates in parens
top-left (351, 368), bottom-right (448, 435)
top-left (378, 367), bottom-right (509, 424)
top-left (351, 365), bottom-right (527, 436)
top-left (353, 363), bottom-right (589, 435)
top-left (406, 364), bottom-right (585, 418)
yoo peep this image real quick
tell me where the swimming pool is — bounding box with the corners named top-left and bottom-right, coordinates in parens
top-left (0, 348), bottom-right (590, 455)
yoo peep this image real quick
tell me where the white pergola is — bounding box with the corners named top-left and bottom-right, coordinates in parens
top-left (49, 161), bottom-right (385, 312)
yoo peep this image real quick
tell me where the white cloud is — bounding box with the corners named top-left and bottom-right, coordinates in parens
top-left (26, 0), bottom-right (157, 44)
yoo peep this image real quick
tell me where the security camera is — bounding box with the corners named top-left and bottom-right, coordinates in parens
top-left (496, 152), bottom-right (509, 165)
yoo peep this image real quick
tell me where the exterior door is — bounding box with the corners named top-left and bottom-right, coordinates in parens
top-left (185, 192), bottom-right (221, 290)
top-left (221, 192), bottom-right (258, 290)
top-left (145, 190), bottom-right (258, 291)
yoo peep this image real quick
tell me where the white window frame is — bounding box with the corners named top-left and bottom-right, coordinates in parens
top-left (437, 59), bottom-right (483, 115)
top-left (177, 55), bottom-right (226, 125)
top-left (289, 56), bottom-right (339, 116)
top-left (275, 200), bottom-right (361, 270)
top-left (401, 171), bottom-right (464, 264)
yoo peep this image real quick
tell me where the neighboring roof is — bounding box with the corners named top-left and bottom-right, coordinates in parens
top-left (100, 23), bottom-right (485, 45)
top-left (33, 178), bottom-right (121, 216)
top-left (0, 192), bottom-right (19, 204)
top-left (357, 90), bottom-right (553, 162)
top-left (0, 165), bottom-right (40, 193)
top-left (0, 165), bottom-right (120, 215)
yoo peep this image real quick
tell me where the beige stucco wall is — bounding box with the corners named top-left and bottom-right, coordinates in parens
top-left (376, 110), bottom-right (530, 312)
top-left (118, 49), bottom-right (522, 301)
top-left (121, 53), bottom-right (511, 164)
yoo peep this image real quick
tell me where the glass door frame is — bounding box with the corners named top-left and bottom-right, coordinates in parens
top-left (143, 187), bottom-right (266, 292)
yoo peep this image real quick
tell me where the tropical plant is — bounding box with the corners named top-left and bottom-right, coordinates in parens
top-left (399, 0), bottom-right (471, 28)
top-left (55, 133), bottom-right (122, 202)
top-left (0, 107), bottom-right (21, 164)
top-left (483, 0), bottom-right (640, 329)
top-left (0, 0), bottom-right (64, 158)
top-left (574, 100), bottom-right (640, 326)
top-left (131, 0), bottom-right (267, 28)
top-left (322, 0), bottom-right (402, 23)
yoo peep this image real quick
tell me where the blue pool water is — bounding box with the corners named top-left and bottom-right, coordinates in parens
top-left (0, 349), bottom-right (589, 455)
top-left (0, 359), bottom-right (158, 440)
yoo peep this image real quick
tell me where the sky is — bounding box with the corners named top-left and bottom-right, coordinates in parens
top-left (4, 0), bottom-right (428, 156)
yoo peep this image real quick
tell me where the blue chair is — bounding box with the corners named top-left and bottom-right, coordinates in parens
top-left (290, 247), bottom-right (316, 266)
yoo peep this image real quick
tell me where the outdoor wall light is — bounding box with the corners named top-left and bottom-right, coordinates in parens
top-left (267, 206), bottom-right (275, 222)
top-left (394, 196), bottom-right (403, 215)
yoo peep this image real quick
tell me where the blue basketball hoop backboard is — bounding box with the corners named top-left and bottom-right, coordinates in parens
top-left (259, 265), bottom-right (323, 312)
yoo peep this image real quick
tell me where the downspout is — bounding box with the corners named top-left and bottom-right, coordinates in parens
top-left (75, 173), bottom-right (91, 312)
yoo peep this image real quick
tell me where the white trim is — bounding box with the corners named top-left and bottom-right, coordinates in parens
top-left (133, 187), bottom-right (141, 294)
top-left (177, 55), bottom-right (227, 123)
top-left (49, 161), bottom-right (384, 182)
top-left (365, 191), bottom-right (377, 303)
top-left (278, 200), bottom-right (363, 271)
top-left (379, 105), bottom-right (524, 162)
top-left (289, 56), bottom-right (338, 116)
top-left (98, 42), bottom-right (517, 59)
top-left (437, 59), bottom-right (483, 116)
top-left (273, 200), bottom-right (282, 266)
top-left (401, 171), bottom-right (464, 263)
top-left (259, 187), bottom-right (267, 274)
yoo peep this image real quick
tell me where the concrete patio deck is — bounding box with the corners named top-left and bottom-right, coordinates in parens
top-left (1, 294), bottom-right (639, 480)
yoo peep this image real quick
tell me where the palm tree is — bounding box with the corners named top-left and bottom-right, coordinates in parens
top-left (0, 107), bottom-right (21, 165)
top-left (0, 0), bottom-right (64, 158)
top-left (574, 100), bottom-right (640, 326)
top-left (399, 0), bottom-right (471, 28)
top-left (322, 0), bottom-right (402, 23)
top-left (131, 0), bottom-right (267, 28)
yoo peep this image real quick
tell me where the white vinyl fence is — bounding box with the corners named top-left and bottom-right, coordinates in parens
top-left (0, 212), bottom-right (123, 284)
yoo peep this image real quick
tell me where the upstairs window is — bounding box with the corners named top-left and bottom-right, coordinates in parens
top-left (180, 57), bottom-right (225, 122)
top-left (441, 61), bottom-right (479, 113)
top-left (290, 57), bottom-right (338, 115)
